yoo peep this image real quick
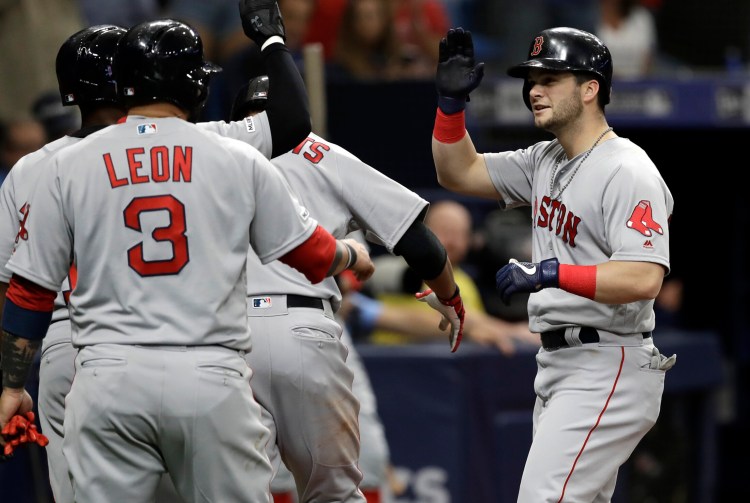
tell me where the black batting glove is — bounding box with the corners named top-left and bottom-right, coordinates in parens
top-left (435, 28), bottom-right (485, 114)
top-left (495, 258), bottom-right (559, 305)
top-left (239, 0), bottom-right (286, 48)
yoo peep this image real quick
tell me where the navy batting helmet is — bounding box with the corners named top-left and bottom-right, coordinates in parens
top-left (507, 27), bottom-right (613, 110)
top-left (230, 75), bottom-right (270, 121)
top-left (114, 19), bottom-right (221, 117)
top-left (56, 25), bottom-right (126, 107)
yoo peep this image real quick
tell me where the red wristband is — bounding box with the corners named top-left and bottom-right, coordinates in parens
top-left (558, 264), bottom-right (597, 300)
top-left (433, 108), bottom-right (466, 144)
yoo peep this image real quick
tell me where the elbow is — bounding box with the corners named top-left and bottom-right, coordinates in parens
top-left (644, 281), bottom-right (663, 301)
top-left (435, 171), bottom-right (462, 192)
top-left (635, 275), bottom-right (664, 301)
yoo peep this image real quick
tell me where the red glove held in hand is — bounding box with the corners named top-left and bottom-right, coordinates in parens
top-left (1, 411), bottom-right (49, 461)
top-left (416, 287), bottom-right (465, 352)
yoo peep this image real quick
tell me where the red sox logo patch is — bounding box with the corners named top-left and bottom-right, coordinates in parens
top-left (626, 200), bottom-right (663, 237)
top-left (531, 36), bottom-right (544, 56)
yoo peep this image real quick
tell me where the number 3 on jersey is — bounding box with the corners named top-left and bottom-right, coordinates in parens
top-left (124, 195), bottom-right (188, 276)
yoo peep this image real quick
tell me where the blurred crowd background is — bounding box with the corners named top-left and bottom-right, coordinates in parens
top-left (1, 0), bottom-right (748, 501)
top-left (3, 0), bottom-right (750, 132)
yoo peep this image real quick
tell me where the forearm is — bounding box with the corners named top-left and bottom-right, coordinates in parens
top-left (280, 229), bottom-right (369, 284)
top-left (591, 261), bottom-right (664, 304)
top-left (327, 241), bottom-right (357, 277)
top-left (262, 43), bottom-right (311, 157)
top-left (1, 331), bottom-right (40, 390)
top-left (432, 134), bottom-right (496, 198)
top-left (393, 219), bottom-right (455, 299)
top-left (422, 261), bottom-right (457, 301)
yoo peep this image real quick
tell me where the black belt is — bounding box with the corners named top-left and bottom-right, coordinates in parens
top-left (541, 327), bottom-right (652, 350)
top-left (287, 295), bottom-right (324, 310)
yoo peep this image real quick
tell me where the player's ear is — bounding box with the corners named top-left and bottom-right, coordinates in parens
top-left (582, 79), bottom-right (599, 105)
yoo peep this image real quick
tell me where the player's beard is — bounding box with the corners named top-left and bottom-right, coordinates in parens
top-left (536, 91), bottom-right (584, 133)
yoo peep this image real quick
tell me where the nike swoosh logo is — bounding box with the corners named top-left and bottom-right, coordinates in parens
top-left (515, 262), bottom-right (536, 275)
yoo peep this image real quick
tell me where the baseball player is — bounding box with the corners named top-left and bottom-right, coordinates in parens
top-left (0, 19), bottom-right (373, 503)
top-left (431, 27), bottom-right (676, 502)
top-left (231, 76), bottom-right (465, 503)
top-left (0, 25), bottom-right (127, 502)
top-left (269, 322), bottom-right (395, 503)
top-left (0, 2), bottom-right (315, 499)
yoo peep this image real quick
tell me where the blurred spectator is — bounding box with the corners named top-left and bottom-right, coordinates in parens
top-left (332, 0), bottom-right (449, 80)
top-left (0, 0), bottom-right (84, 119)
top-left (31, 91), bottom-right (80, 142)
top-left (304, 0), bottom-right (347, 61)
top-left (280, 0), bottom-right (317, 56)
top-left (596, 0), bottom-right (658, 78)
top-left (358, 199), bottom-right (538, 355)
top-left (77, 0), bottom-right (161, 27)
top-left (320, 0), bottom-right (449, 80)
top-left (388, 0), bottom-right (451, 76)
top-left (0, 118), bottom-right (46, 184)
top-left (331, 0), bottom-right (407, 80)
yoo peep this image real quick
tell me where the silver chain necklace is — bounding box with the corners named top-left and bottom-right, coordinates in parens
top-left (549, 126), bottom-right (613, 200)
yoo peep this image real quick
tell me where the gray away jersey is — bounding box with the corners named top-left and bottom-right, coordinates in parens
top-left (7, 116), bottom-right (316, 349)
top-left (484, 137), bottom-right (673, 334)
top-left (245, 133), bottom-right (428, 310)
top-left (0, 136), bottom-right (77, 324)
top-left (0, 114), bottom-right (274, 329)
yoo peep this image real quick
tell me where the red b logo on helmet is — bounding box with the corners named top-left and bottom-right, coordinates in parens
top-left (531, 36), bottom-right (544, 56)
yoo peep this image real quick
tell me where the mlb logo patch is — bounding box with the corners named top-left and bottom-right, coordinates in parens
top-left (64, 94), bottom-right (75, 103)
top-left (252, 297), bottom-right (272, 308)
top-left (244, 116), bottom-right (256, 133)
top-left (252, 91), bottom-right (268, 100)
top-left (124, 87), bottom-right (135, 96)
top-left (137, 123), bottom-right (157, 135)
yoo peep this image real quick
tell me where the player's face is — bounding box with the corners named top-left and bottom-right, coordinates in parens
top-left (526, 70), bottom-right (583, 133)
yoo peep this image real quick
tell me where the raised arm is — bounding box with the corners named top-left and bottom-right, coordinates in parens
top-left (432, 28), bottom-right (497, 199)
top-left (239, 0), bottom-right (311, 157)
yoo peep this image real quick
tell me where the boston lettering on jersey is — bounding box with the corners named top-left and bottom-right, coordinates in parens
top-left (104, 146), bottom-right (193, 188)
top-left (535, 195), bottom-right (580, 247)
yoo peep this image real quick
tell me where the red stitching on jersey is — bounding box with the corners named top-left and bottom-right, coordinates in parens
top-left (557, 346), bottom-right (625, 502)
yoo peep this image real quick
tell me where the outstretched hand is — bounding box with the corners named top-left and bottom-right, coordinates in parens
top-left (416, 287), bottom-right (465, 352)
top-left (435, 28), bottom-right (485, 113)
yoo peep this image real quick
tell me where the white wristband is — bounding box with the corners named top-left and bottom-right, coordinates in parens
top-left (261, 36), bottom-right (285, 51)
